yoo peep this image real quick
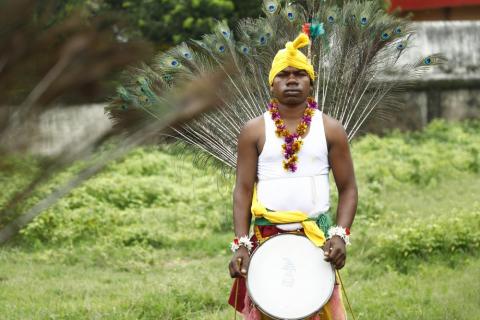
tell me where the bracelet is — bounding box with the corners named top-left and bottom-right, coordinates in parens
top-left (327, 226), bottom-right (351, 246)
top-left (230, 235), bottom-right (253, 253)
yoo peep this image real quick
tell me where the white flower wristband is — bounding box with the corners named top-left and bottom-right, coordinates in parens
top-left (327, 226), bottom-right (351, 246)
top-left (230, 235), bottom-right (253, 253)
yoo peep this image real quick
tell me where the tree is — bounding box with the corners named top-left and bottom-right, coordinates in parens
top-left (48, 0), bottom-right (263, 48)
top-left (108, 0), bottom-right (236, 46)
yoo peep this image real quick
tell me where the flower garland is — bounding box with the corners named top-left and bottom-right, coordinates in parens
top-left (230, 235), bottom-right (253, 253)
top-left (267, 97), bottom-right (318, 172)
top-left (327, 226), bottom-right (351, 246)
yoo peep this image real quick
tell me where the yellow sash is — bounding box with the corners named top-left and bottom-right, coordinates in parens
top-left (251, 187), bottom-right (326, 247)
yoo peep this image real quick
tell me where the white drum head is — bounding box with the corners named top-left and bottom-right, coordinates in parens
top-left (247, 234), bottom-right (335, 320)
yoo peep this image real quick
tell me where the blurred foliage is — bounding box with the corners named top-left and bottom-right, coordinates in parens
top-left (49, 0), bottom-right (264, 48)
top-left (0, 0), bottom-right (151, 106)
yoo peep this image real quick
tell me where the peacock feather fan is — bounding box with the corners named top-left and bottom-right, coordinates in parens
top-left (106, 0), bottom-right (445, 171)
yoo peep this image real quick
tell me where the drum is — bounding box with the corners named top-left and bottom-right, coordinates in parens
top-left (247, 233), bottom-right (335, 320)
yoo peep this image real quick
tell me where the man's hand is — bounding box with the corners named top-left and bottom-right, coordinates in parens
top-left (229, 246), bottom-right (250, 278)
top-left (323, 236), bottom-right (346, 269)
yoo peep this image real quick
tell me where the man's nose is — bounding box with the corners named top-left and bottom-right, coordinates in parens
top-left (286, 74), bottom-right (298, 85)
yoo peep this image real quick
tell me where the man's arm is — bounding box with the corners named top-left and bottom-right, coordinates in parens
top-left (323, 115), bottom-right (358, 269)
top-left (229, 118), bottom-right (260, 278)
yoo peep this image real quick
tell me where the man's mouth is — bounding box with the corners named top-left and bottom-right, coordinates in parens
top-left (284, 90), bottom-right (301, 95)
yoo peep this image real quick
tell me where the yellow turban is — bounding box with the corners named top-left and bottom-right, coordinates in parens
top-left (268, 33), bottom-right (315, 85)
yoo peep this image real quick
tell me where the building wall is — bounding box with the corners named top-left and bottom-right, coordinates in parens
top-left (366, 21), bottom-right (480, 134)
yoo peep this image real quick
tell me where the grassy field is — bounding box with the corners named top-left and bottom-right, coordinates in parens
top-left (1, 120), bottom-right (479, 319)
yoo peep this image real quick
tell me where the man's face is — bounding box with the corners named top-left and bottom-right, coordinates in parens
top-left (271, 66), bottom-right (311, 106)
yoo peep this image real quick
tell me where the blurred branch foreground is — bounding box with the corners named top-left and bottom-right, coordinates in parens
top-left (0, 0), bottom-right (234, 244)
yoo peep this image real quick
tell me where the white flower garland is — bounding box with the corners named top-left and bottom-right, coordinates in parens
top-left (327, 226), bottom-right (351, 246)
top-left (230, 235), bottom-right (253, 253)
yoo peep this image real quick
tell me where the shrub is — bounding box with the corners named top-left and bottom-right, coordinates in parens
top-left (369, 206), bottom-right (480, 269)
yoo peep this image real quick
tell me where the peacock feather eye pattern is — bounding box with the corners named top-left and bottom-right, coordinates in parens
top-left (162, 74), bottom-right (173, 82)
top-left (221, 30), bottom-right (230, 39)
top-left (414, 54), bottom-right (447, 68)
top-left (240, 45), bottom-right (250, 55)
top-left (136, 77), bottom-right (147, 86)
top-left (394, 27), bottom-right (402, 34)
top-left (285, 6), bottom-right (296, 22)
top-left (360, 17), bottom-right (368, 25)
top-left (395, 39), bottom-right (408, 51)
top-left (264, 0), bottom-right (279, 14)
top-left (258, 34), bottom-right (268, 46)
top-left (381, 31), bottom-right (390, 41)
top-left (327, 16), bottom-right (335, 23)
top-left (215, 21), bottom-right (232, 41)
top-left (192, 40), bottom-right (208, 50)
top-left (179, 46), bottom-right (193, 60)
top-left (138, 95), bottom-right (149, 103)
top-left (216, 43), bottom-right (226, 53)
top-left (160, 55), bottom-right (181, 68)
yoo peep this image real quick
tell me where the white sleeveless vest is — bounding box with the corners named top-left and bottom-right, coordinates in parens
top-left (257, 110), bottom-right (330, 230)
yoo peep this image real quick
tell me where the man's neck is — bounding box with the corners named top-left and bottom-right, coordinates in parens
top-left (278, 101), bottom-right (307, 120)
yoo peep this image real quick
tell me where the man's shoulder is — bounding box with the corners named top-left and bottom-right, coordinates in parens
top-left (242, 115), bottom-right (264, 134)
top-left (321, 113), bottom-right (348, 146)
top-left (239, 115), bottom-right (264, 142)
top-left (244, 115), bottom-right (264, 129)
top-left (322, 113), bottom-right (346, 133)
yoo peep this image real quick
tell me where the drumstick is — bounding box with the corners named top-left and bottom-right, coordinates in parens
top-left (337, 271), bottom-right (357, 320)
top-left (233, 258), bottom-right (242, 320)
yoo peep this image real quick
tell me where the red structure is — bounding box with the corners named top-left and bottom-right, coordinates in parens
top-left (390, 0), bottom-right (480, 20)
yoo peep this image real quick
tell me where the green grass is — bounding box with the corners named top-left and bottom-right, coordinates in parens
top-left (1, 120), bottom-right (480, 319)
top-left (344, 257), bottom-right (480, 319)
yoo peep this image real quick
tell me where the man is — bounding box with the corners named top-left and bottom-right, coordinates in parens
top-left (228, 33), bottom-right (358, 320)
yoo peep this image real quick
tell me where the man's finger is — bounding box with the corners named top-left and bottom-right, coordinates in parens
top-left (332, 253), bottom-right (344, 269)
top-left (238, 257), bottom-right (246, 274)
top-left (228, 261), bottom-right (235, 277)
top-left (326, 246), bottom-right (340, 263)
top-left (323, 241), bottom-right (332, 260)
top-left (240, 257), bottom-right (249, 275)
top-left (336, 258), bottom-right (345, 270)
top-left (229, 258), bottom-right (242, 278)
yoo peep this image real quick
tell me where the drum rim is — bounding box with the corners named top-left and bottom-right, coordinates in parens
top-left (246, 233), bottom-right (335, 320)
